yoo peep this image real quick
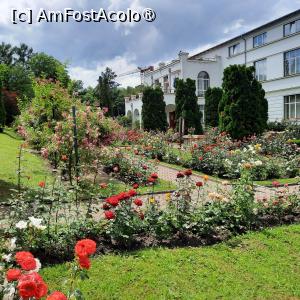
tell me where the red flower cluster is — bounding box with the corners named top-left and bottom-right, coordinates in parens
top-left (15, 251), bottom-right (37, 271)
top-left (177, 170), bottom-right (193, 178)
top-left (176, 172), bottom-right (184, 178)
top-left (133, 183), bottom-right (139, 189)
top-left (105, 189), bottom-right (137, 212)
top-left (47, 291), bottom-right (67, 300)
top-left (184, 169), bottom-right (192, 176)
top-left (75, 239), bottom-right (96, 270)
top-left (148, 173), bottom-right (159, 183)
top-left (134, 198), bottom-right (143, 206)
top-left (6, 251), bottom-right (48, 299)
top-left (272, 181), bottom-right (280, 188)
top-left (196, 181), bottom-right (203, 187)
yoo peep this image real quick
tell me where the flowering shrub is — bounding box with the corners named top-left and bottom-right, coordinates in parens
top-left (100, 149), bottom-right (156, 185)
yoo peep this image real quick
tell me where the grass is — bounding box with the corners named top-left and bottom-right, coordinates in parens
top-left (42, 224), bottom-right (300, 300)
top-left (254, 177), bottom-right (300, 186)
top-left (0, 129), bottom-right (53, 201)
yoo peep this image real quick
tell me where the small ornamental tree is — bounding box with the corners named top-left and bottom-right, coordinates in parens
top-left (219, 65), bottom-right (268, 139)
top-left (204, 87), bottom-right (223, 127)
top-left (142, 86), bottom-right (168, 131)
top-left (175, 78), bottom-right (203, 134)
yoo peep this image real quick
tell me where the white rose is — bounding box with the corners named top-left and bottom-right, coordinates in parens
top-left (28, 217), bottom-right (46, 230)
top-left (16, 220), bottom-right (27, 229)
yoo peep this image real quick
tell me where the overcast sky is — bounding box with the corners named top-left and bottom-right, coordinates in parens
top-left (0, 0), bottom-right (299, 88)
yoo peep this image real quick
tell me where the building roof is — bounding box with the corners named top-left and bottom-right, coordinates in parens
top-left (188, 9), bottom-right (300, 60)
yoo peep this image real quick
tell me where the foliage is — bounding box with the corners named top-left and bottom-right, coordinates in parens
top-left (219, 65), bottom-right (268, 139)
top-left (204, 87), bottom-right (223, 127)
top-left (0, 42), bottom-right (33, 66)
top-left (142, 86), bottom-right (168, 131)
top-left (0, 80), bottom-right (6, 130)
top-left (175, 78), bottom-right (203, 134)
top-left (29, 53), bottom-right (70, 88)
top-left (95, 67), bottom-right (119, 116)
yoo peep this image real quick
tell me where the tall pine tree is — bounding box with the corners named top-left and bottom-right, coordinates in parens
top-left (219, 65), bottom-right (268, 139)
top-left (142, 86), bottom-right (168, 131)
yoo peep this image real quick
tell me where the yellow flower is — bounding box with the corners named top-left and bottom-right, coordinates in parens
top-left (165, 193), bottom-right (171, 202)
top-left (149, 197), bottom-right (155, 204)
top-left (254, 144), bottom-right (262, 151)
top-left (243, 162), bottom-right (252, 169)
top-left (203, 175), bottom-right (209, 181)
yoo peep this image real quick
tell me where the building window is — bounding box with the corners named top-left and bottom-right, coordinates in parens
top-left (284, 94), bottom-right (300, 120)
top-left (253, 32), bottom-right (267, 47)
top-left (254, 59), bottom-right (267, 81)
top-left (284, 48), bottom-right (300, 76)
top-left (154, 79), bottom-right (161, 87)
top-left (163, 75), bottom-right (169, 93)
top-left (228, 43), bottom-right (240, 57)
top-left (284, 19), bottom-right (300, 36)
top-left (197, 71), bottom-right (210, 97)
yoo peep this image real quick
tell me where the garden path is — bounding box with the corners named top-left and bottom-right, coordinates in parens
top-left (155, 163), bottom-right (299, 201)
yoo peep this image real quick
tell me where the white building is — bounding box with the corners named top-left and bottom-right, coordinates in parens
top-left (125, 9), bottom-right (300, 128)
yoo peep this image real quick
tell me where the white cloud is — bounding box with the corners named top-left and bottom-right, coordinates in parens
top-left (69, 54), bottom-right (141, 88)
top-left (223, 19), bottom-right (244, 34)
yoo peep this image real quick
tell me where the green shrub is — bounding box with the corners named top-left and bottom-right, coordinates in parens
top-left (219, 65), bottom-right (268, 139)
top-left (204, 87), bottom-right (223, 127)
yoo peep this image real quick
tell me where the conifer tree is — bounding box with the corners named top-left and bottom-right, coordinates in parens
top-left (219, 65), bottom-right (268, 139)
top-left (142, 86), bottom-right (168, 131)
top-left (204, 87), bottom-right (223, 127)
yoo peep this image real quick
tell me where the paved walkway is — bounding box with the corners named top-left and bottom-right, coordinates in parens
top-left (156, 163), bottom-right (299, 201)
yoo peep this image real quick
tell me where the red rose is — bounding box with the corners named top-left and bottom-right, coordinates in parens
top-left (199, 156), bottom-right (203, 161)
top-left (47, 291), bottom-right (68, 300)
top-left (104, 210), bottom-right (115, 220)
top-left (18, 278), bottom-right (37, 298)
top-left (148, 177), bottom-right (155, 183)
top-left (151, 173), bottom-right (158, 179)
top-left (184, 169), bottom-right (192, 176)
top-left (18, 272), bottom-right (47, 299)
top-left (6, 269), bottom-right (21, 282)
top-left (133, 183), bottom-right (139, 189)
top-left (38, 181), bottom-right (45, 188)
top-left (176, 172), bottom-right (184, 178)
top-left (78, 256), bottom-right (91, 269)
top-left (75, 239), bottom-right (96, 257)
top-left (142, 165), bottom-right (148, 170)
top-left (118, 192), bottom-right (130, 200)
top-left (15, 251), bottom-right (34, 265)
top-left (134, 150), bottom-right (139, 155)
top-left (134, 199), bottom-right (143, 206)
top-left (128, 189), bottom-right (137, 197)
top-left (19, 256), bottom-right (37, 271)
top-left (106, 196), bottom-right (119, 207)
top-left (102, 203), bottom-right (110, 210)
top-left (196, 181), bottom-right (203, 187)
top-left (272, 181), bottom-right (280, 188)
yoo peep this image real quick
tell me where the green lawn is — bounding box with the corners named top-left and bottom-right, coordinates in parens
top-left (0, 129), bottom-right (53, 201)
top-left (42, 224), bottom-right (300, 300)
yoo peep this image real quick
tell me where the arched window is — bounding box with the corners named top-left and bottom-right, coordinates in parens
top-left (197, 71), bottom-right (210, 97)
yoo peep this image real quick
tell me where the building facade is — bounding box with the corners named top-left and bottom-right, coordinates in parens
top-left (125, 9), bottom-right (300, 128)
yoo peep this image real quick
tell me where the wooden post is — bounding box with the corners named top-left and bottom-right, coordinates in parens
top-left (72, 106), bottom-right (79, 179)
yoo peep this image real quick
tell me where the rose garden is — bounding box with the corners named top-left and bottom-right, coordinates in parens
top-left (0, 48), bottom-right (299, 299)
